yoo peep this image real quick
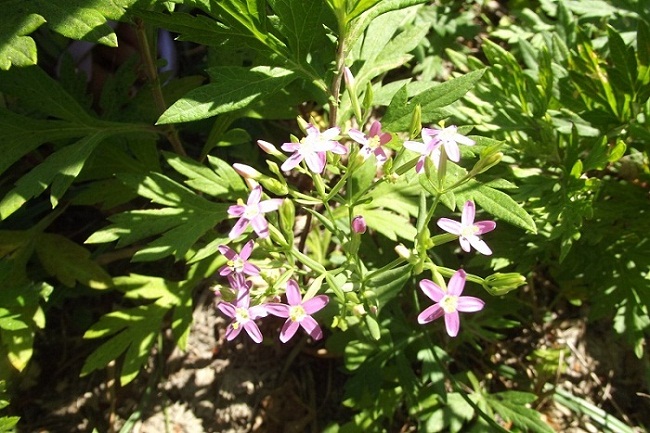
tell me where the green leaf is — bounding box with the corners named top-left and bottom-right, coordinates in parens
top-left (164, 152), bottom-right (244, 198)
top-left (87, 172), bottom-right (230, 261)
top-left (357, 207), bottom-right (417, 241)
top-left (366, 264), bottom-right (412, 308)
top-left (81, 304), bottom-right (167, 385)
top-left (0, 65), bottom-right (95, 123)
top-left (456, 182), bottom-right (537, 233)
top-left (486, 391), bottom-right (555, 433)
top-left (0, 131), bottom-right (109, 219)
top-left (157, 66), bottom-right (296, 124)
top-left (34, 233), bottom-right (112, 289)
top-left (0, 13), bottom-right (44, 70)
top-left (267, 0), bottom-right (333, 63)
top-left (383, 69), bottom-right (486, 131)
top-left (0, 109), bottom-right (95, 176)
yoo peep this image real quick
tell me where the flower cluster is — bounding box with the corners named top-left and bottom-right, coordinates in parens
top-left (217, 118), bottom-right (496, 343)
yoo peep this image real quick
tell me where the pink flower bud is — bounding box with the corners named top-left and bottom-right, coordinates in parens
top-left (343, 66), bottom-right (355, 88)
top-left (352, 215), bottom-right (367, 234)
top-left (257, 140), bottom-right (281, 156)
top-left (233, 163), bottom-right (262, 179)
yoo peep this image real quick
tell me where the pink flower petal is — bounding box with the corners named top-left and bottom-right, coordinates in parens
top-left (250, 215), bottom-right (269, 238)
top-left (420, 279), bottom-right (445, 302)
top-left (459, 236), bottom-right (472, 252)
top-left (437, 218), bottom-right (462, 235)
top-left (468, 237), bottom-right (492, 255)
top-left (300, 316), bottom-right (323, 340)
top-left (218, 245), bottom-right (237, 260)
top-left (474, 220), bottom-right (496, 234)
top-left (259, 198), bottom-right (283, 213)
top-left (417, 304), bottom-right (444, 324)
top-left (265, 303), bottom-right (290, 318)
top-left (229, 217), bottom-right (249, 239)
top-left (281, 153), bottom-right (303, 172)
top-left (240, 240), bottom-right (255, 259)
top-left (304, 151), bottom-right (326, 173)
top-left (243, 262), bottom-right (260, 275)
top-left (369, 121), bottom-right (381, 137)
top-left (447, 270), bottom-right (466, 297)
top-left (217, 302), bottom-right (236, 318)
top-left (348, 129), bottom-right (368, 145)
top-left (330, 143), bottom-right (348, 155)
top-left (280, 319), bottom-right (300, 343)
top-left (285, 280), bottom-right (302, 306)
top-left (444, 141), bottom-right (460, 162)
top-left (219, 266), bottom-right (232, 277)
top-left (227, 205), bottom-right (245, 217)
top-left (248, 185), bottom-right (262, 205)
top-left (444, 311), bottom-right (461, 337)
top-left (244, 321), bottom-right (263, 343)
top-left (321, 127), bottom-right (340, 140)
top-left (456, 296), bottom-right (485, 313)
top-left (281, 142), bottom-right (301, 152)
top-left (454, 133), bottom-right (475, 146)
top-left (415, 157), bottom-right (425, 173)
top-left (225, 323), bottom-right (243, 341)
top-left (403, 140), bottom-right (425, 153)
top-left (302, 295), bottom-right (329, 314)
top-left (461, 201), bottom-right (476, 226)
top-left (249, 304), bottom-right (269, 319)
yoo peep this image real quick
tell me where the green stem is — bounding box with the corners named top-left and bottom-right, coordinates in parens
top-left (134, 18), bottom-right (187, 157)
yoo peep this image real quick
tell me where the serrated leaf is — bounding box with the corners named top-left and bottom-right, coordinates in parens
top-left (157, 66), bottom-right (296, 124)
top-left (0, 109), bottom-right (97, 176)
top-left (0, 65), bottom-right (95, 123)
top-left (164, 152), bottom-right (230, 197)
top-left (383, 69), bottom-right (485, 131)
top-left (0, 131), bottom-right (109, 219)
top-left (0, 13), bottom-right (44, 70)
top-left (35, 233), bottom-right (112, 289)
top-left (456, 182), bottom-right (537, 233)
top-left (81, 304), bottom-right (167, 385)
top-left (486, 392), bottom-right (554, 433)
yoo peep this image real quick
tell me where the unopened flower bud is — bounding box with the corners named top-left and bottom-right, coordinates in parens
top-left (395, 244), bottom-right (412, 261)
top-left (233, 163), bottom-right (262, 179)
top-left (257, 140), bottom-right (281, 156)
top-left (352, 304), bottom-right (366, 316)
top-left (343, 66), bottom-right (355, 88)
top-left (470, 151), bottom-right (503, 176)
top-left (483, 272), bottom-right (527, 296)
top-left (352, 215), bottom-right (367, 234)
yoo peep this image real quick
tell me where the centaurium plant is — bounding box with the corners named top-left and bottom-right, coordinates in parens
top-left (216, 109), bottom-right (517, 348)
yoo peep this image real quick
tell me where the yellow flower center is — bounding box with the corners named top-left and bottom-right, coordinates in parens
top-left (233, 307), bottom-right (250, 328)
top-left (367, 135), bottom-right (381, 149)
top-left (289, 305), bottom-right (307, 322)
top-left (440, 295), bottom-right (458, 314)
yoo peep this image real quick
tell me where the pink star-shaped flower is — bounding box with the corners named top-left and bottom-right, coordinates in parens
top-left (437, 200), bottom-right (496, 255)
top-left (265, 279), bottom-right (329, 343)
top-left (417, 269), bottom-right (485, 337)
top-left (424, 125), bottom-right (475, 162)
top-left (348, 121), bottom-right (391, 165)
top-left (280, 124), bottom-right (347, 173)
top-left (227, 185), bottom-right (283, 239)
top-left (217, 293), bottom-right (268, 343)
top-left (218, 240), bottom-right (260, 288)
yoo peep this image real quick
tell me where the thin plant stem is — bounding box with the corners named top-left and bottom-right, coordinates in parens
top-left (134, 17), bottom-right (187, 157)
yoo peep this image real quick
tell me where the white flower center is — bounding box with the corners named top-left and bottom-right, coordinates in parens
top-left (460, 224), bottom-right (479, 238)
top-left (289, 305), bottom-right (307, 322)
top-left (440, 295), bottom-right (458, 314)
top-left (243, 205), bottom-right (260, 219)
